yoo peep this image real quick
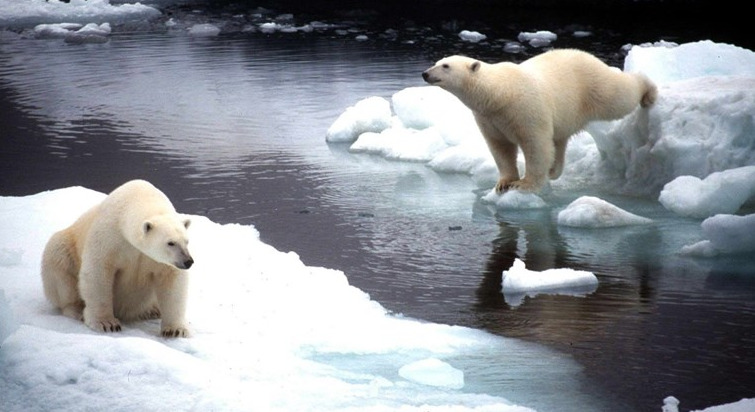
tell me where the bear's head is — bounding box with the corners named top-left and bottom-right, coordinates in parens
top-left (140, 215), bottom-right (194, 270)
top-left (422, 55), bottom-right (482, 94)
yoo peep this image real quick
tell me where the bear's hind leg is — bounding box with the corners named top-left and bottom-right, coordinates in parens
top-left (41, 231), bottom-right (85, 320)
top-left (549, 138), bottom-right (569, 180)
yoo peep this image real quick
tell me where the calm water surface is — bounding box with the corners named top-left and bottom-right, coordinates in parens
top-left (1, 20), bottom-right (754, 412)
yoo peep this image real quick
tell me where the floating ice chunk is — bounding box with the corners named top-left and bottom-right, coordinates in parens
top-left (658, 166), bottom-right (755, 219)
top-left (355, 34), bottom-right (368, 41)
top-left (663, 396), bottom-right (680, 412)
top-left (572, 30), bottom-right (592, 38)
top-left (188, 23), bottom-right (221, 37)
top-left (503, 42), bottom-right (526, 53)
top-left (325, 96), bottom-right (392, 143)
top-left (481, 189), bottom-right (547, 210)
top-left (501, 259), bottom-right (598, 307)
top-left (398, 358), bottom-right (464, 389)
top-left (459, 30), bottom-right (486, 43)
top-left (76, 22), bottom-right (110, 36)
top-left (557, 196), bottom-right (652, 228)
top-left (681, 213), bottom-right (755, 256)
top-left (349, 127), bottom-right (448, 162)
top-left (34, 22), bottom-right (82, 38)
top-left (517, 30), bottom-right (557, 47)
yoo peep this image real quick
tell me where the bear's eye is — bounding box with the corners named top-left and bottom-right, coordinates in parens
top-left (167, 241), bottom-right (176, 247)
top-left (442, 63), bottom-right (450, 69)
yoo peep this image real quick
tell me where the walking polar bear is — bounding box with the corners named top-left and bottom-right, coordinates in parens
top-left (422, 49), bottom-right (657, 193)
top-left (41, 179), bottom-right (194, 337)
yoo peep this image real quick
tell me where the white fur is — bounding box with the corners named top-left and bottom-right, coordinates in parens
top-left (41, 179), bottom-right (193, 337)
top-left (423, 49), bottom-right (657, 192)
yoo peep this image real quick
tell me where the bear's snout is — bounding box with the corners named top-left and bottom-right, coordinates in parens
top-left (422, 70), bottom-right (439, 85)
top-left (182, 258), bottom-right (194, 269)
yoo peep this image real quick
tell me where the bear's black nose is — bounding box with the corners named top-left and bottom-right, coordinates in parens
top-left (422, 71), bottom-right (429, 81)
top-left (183, 258), bottom-right (194, 269)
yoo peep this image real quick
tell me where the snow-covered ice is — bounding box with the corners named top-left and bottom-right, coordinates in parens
top-left (558, 196), bottom-right (652, 228)
top-left (501, 259), bottom-right (599, 307)
top-left (658, 166), bottom-right (755, 219)
top-left (0, 187), bottom-right (541, 412)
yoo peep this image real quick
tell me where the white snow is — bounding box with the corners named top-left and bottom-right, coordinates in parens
top-left (0, 187), bottom-right (545, 412)
top-left (558, 196), bottom-right (652, 228)
top-left (501, 259), bottom-right (599, 307)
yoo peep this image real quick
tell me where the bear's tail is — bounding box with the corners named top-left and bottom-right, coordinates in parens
top-left (637, 73), bottom-right (658, 108)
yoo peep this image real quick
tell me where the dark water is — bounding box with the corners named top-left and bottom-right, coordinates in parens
top-left (2, 3), bottom-right (755, 411)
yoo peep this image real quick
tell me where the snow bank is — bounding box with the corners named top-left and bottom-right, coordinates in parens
top-left (558, 196), bottom-right (652, 228)
top-left (501, 259), bottom-right (598, 307)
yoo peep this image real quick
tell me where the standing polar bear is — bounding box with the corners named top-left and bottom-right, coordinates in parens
top-left (41, 179), bottom-right (194, 337)
top-left (422, 49), bottom-right (657, 193)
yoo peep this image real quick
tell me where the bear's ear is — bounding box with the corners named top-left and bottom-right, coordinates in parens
top-left (183, 218), bottom-right (191, 229)
top-left (470, 61), bottom-right (481, 73)
top-left (143, 221), bottom-right (153, 234)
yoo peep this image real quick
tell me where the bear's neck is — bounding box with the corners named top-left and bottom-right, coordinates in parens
top-left (458, 77), bottom-right (499, 115)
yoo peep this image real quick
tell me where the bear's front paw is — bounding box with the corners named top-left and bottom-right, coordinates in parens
top-left (495, 178), bottom-right (517, 193)
top-left (86, 317), bottom-right (122, 333)
top-left (507, 178), bottom-right (541, 193)
top-left (161, 325), bottom-right (190, 338)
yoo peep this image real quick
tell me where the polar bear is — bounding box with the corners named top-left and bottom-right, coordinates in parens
top-left (422, 49), bottom-right (657, 192)
top-left (41, 179), bottom-right (194, 337)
